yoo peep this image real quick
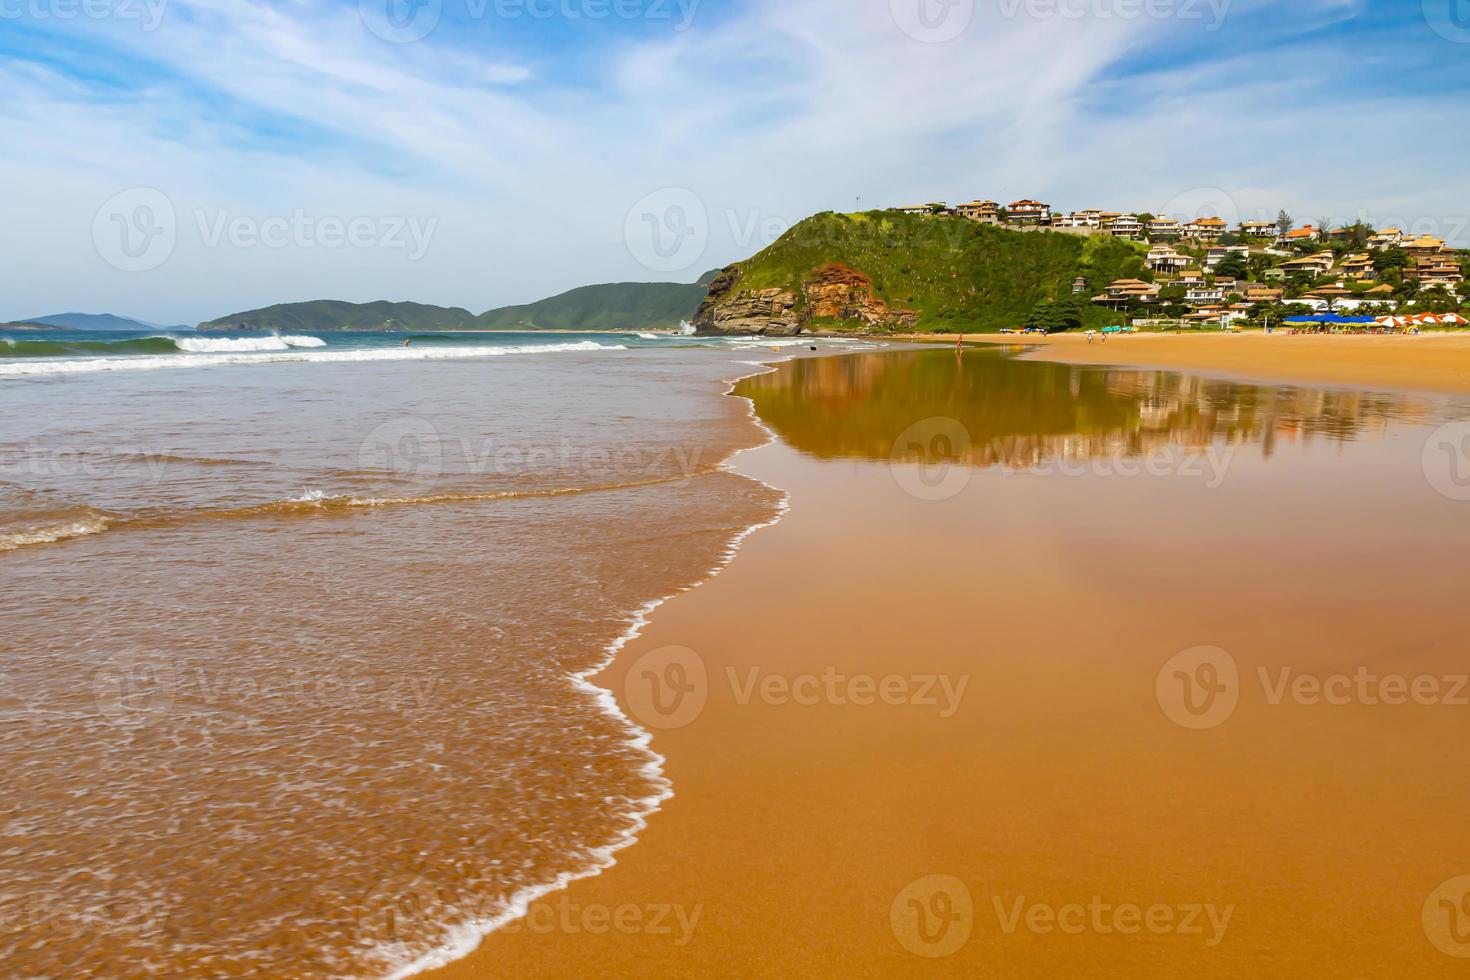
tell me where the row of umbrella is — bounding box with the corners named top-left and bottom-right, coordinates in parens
top-left (1284, 312), bottom-right (1468, 327)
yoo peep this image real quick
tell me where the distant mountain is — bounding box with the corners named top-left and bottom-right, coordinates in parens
top-left (198, 272), bottom-right (722, 332)
top-left (25, 312), bottom-right (190, 332)
top-left (0, 321), bottom-right (67, 331)
top-left (478, 272), bottom-right (718, 330)
top-left (198, 300), bottom-right (478, 333)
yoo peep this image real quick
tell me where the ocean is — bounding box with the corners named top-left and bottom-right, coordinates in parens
top-left (0, 327), bottom-right (871, 976)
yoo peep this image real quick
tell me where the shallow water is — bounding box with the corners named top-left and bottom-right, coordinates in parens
top-left (0, 341), bottom-right (793, 976)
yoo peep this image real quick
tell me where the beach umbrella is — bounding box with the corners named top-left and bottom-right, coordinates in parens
top-left (1439, 313), bottom-right (1469, 326)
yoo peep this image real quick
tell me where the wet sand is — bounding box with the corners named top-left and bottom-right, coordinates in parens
top-left (971, 331), bottom-right (1470, 395)
top-left (431, 348), bottom-right (1470, 977)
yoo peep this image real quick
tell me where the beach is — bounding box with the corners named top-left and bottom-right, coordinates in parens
top-left (967, 330), bottom-right (1470, 395)
top-left (430, 337), bottom-right (1470, 977)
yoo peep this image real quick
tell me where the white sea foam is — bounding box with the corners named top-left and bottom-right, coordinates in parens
top-left (174, 335), bottom-right (326, 353)
top-left (0, 341), bottom-right (627, 377)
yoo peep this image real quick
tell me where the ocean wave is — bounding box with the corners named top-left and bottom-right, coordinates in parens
top-left (0, 515), bottom-right (111, 552)
top-left (0, 334), bottom-right (328, 359)
top-left (0, 341), bottom-right (628, 377)
top-left (175, 335), bottom-right (326, 353)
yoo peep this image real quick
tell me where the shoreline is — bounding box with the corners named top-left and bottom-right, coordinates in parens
top-left (401, 353), bottom-right (799, 978)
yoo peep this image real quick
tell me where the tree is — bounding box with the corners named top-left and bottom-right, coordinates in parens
top-left (1215, 253), bottom-right (1250, 281)
top-left (1374, 247), bottom-right (1410, 275)
top-left (1276, 210), bottom-right (1294, 239)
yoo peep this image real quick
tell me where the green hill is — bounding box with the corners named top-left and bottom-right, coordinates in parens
top-left (199, 272), bottom-right (720, 332)
top-left (199, 299), bottom-right (477, 333)
top-left (695, 211), bottom-right (1148, 334)
top-left (477, 274), bottom-right (715, 330)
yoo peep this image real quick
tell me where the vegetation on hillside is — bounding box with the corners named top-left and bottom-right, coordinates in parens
top-left (729, 211), bottom-right (1147, 332)
top-left (199, 300), bottom-right (478, 332)
top-left (478, 279), bottom-right (708, 330)
top-left (200, 271), bottom-right (721, 332)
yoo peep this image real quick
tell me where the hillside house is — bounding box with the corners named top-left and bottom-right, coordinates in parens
top-left (1184, 217), bottom-right (1228, 242)
top-left (953, 200), bottom-right (1000, 223)
top-left (1006, 200), bottom-right (1052, 226)
top-left (1148, 245), bottom-right (1190, 275)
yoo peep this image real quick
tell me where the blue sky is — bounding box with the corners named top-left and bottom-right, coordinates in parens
top-left (2, 0), bottom-right (1468, 324)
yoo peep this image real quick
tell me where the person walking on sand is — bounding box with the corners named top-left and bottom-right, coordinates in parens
top-left (1086, 329), bottom-right (1095, 344)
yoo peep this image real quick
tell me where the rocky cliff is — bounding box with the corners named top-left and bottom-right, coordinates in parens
top-left (694, 262), bottom-right (917, 336)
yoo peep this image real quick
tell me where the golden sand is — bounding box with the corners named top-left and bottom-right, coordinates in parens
top-left (965, 330), bottom-right (1470, 395)
top-left (430, 340), bottom-right (1470, 978)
